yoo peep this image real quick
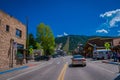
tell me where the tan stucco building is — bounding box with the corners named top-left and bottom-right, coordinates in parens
top-left (0, 11), bottom-right (26, 70)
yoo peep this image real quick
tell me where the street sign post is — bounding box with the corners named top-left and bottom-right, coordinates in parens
top-left (29, 48), bottom-right (33, 54)
top-left (104, 42), bottom-right (110, 50)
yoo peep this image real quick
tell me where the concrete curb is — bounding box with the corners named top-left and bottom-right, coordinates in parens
top-left (102, 60), bottom-right (120, 65)
top-left (0, 61), bottom-right (42, 75)
top-left (0, 66), bottom-right (28, 75)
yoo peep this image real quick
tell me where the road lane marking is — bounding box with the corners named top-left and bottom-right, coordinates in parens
top-left (7, 62), bottom-right (52, 80)
top-left (57, 62), bottom-right (68, 80)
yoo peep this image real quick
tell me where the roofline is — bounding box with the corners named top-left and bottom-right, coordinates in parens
top-left (0, 10), bottom-right (26, 27)
top-left (88, 37), bottom-right (113, 41)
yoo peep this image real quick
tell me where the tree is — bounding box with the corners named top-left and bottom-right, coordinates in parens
top-left (36, 23), bottom-right (55, 55)
top-left (36, 42), bottom-right (42, 49)
top-left (35, 42), bottom-right (44, 55)
top-left (28, 33), bottom-right (37, 49)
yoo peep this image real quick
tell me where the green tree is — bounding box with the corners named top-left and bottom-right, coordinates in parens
top-left (36, 42), bottom-right (42, 49)
top-left (36, 23), bottom-right (55, 55)
top-left (35, 42), bottom-right (44, 55)
top-left (28, 33), bottom-right (37, 49)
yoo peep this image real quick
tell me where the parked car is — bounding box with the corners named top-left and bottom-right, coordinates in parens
top-left (71, 55), bottom-right (86, 66)
top-left (93, 49), bottom-right (112, 60)
top-left (34, 55), bottom-right (50, 61)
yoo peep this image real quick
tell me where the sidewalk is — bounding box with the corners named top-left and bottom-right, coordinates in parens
top-left (0, 60), bottom-right (44, 75)
top-left (102, 59), bottom-right (120, 65)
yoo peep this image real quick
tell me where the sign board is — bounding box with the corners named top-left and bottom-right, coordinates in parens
top-left (104, 42), bottom-right (110, 50)
top-left (29, 48), bottom-right (33, 54)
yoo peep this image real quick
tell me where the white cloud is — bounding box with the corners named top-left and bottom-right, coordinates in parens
top-left (110, 17), bottom-right (120, 27)
top-left (118, 30), bottom-right (120, 33)
top-left (64, 32), bottom-right (68, 36)
top-left (100, 9), bottom-right (120, 27)
top-left (100, 9), bottom-right (120, 17)
top-left (57, 35), bottom-right (63, 37)
top-left (118, 34), bottom-right (120, 36)
top-left (57, 32), bottom-right (68, 37)
top-left (117, 30), bottom-right (120, 36)
top-left (96, 29), bottom-right (108, 33)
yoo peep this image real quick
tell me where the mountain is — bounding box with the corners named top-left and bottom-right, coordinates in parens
top-left (55, 35), bottom-right (118, 52)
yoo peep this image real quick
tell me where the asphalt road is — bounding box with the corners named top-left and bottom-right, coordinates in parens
top-left (65, 58), bottom-right (118, 80)
top-left (0, 56), bottom-right (119, 80)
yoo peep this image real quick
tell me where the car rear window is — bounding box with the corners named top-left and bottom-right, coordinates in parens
top-left (73, 55), bottom-right (84, 58)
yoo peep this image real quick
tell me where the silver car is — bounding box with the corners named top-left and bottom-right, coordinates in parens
top-left (71, 55), bottom-right (86, 66)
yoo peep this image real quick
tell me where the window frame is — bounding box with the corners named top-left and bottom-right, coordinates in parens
top-left (6, 25), bottom-right (10, 32)
top-left (16, 28), bottom-right (22, 38)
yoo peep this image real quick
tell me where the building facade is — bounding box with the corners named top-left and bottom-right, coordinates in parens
top-left (113, 38), bottom-right (120, 46)
top-left (84, 37), bottom-right (120, 57)
top-left (0, 11), bottom-right (26, 70)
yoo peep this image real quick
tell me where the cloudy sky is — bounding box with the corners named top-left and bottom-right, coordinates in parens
top-left (0, 0), bottom-right (120, 37)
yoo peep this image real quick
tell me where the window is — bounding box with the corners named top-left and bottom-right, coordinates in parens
top-left (16, 29), bottom-right (22, 38)
top-left (17, 43), bottom-right (24, 49)
top-left (6, 25), bottom-right (10, 32)
top-left (0, 19), bottom-right (1, 25)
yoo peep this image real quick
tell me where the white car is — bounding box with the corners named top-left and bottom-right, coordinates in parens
top-left (71, 55), bottom-right (86, 66)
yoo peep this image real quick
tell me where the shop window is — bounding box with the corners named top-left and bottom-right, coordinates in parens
top-left (16, 29), bottom-right (22, 38)
top-left (17, 44), bottom-right (24, 49)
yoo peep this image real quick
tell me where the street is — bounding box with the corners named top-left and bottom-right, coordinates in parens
top-left (0, 56), bottom-right (119, 80)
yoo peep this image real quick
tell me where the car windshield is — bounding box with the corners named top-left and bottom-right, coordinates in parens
top-left (73, 55), bottom-right (84, 58)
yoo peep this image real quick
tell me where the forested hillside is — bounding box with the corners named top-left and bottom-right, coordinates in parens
top-left (55, 35), bottom-right (116, 51)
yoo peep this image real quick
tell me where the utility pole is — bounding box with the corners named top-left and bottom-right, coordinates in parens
top-left (26, 17), bottom-right (29, 63)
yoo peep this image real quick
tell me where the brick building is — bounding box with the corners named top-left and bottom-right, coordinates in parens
top-left (0, 11), bottom-right (26, 70)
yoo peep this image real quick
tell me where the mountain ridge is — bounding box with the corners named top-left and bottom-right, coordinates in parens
top-left (55, 35), bottom-right (119, 51)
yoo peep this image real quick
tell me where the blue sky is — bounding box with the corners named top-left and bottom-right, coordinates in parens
top-left (0, 0), bottom-right (120, 37)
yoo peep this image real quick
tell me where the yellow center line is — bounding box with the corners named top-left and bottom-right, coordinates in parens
top-left (57, 63), bottom-right (68, 80)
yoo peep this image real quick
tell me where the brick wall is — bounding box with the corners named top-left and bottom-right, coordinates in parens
top-left (0, 11), bottom-right (26, 70)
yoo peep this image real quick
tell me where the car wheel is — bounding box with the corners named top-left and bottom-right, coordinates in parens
top-left (71, 64), bottom-right (74, 67)
top-left (84, 64), bottom-right (86, 66)
top-left (82, 64), bottom-right (86, 67)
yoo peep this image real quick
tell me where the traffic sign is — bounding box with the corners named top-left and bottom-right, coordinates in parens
top-left (104, 42), bottom-right (110, 49)
top-left (29, 48), bottom-right (33, 54)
